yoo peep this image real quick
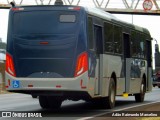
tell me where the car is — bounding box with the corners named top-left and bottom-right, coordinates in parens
top-left (152, 72), bottom-right (160, 88)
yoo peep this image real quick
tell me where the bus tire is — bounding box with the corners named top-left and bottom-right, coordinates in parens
top-left (135, 79), bottom-right (145, 102)
top-left (90, 78), bottom-right (115, 109)
top-left (31, 95), bottom-right (37, 98)
top-left (101, 78), bottom-right (116, 109)
top-left (39, 96), bottom-right (50, 109)
top-left (158, 86), bottom-right (160, 88)
top-left (48, 97), bottom-right (62, 109)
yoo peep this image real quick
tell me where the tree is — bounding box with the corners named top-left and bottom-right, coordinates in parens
top-left (0, 42), bottom-right (6, 49)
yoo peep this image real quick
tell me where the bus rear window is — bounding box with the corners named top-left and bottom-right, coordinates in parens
top-left (60, 15), bottom-right (76, 22)
top-left (13, 11), bottom-right (78, 34)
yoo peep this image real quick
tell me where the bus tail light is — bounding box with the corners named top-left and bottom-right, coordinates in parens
top-left (6, 53), bottom-right (16, 77)
top-left (68, 7), bottom-right (81, 10)
top-left (11, 8), bottom-right (24, 11)
top-left (75, 52), bottom-right (88, 77)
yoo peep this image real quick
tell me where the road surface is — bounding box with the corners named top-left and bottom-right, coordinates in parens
top-left (0, 87), bottom-right (160, 120)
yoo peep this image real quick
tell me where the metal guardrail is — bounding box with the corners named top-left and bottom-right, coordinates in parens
top-left (0, 0), bottom-right (160, 15)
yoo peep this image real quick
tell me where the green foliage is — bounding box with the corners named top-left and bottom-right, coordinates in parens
top-left (0, 42), bottom-right (6, 49)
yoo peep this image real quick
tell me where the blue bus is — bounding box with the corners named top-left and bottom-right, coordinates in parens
top-left (5, 4), bottom-right (152, 109)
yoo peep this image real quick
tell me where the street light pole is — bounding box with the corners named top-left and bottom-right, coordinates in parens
top-left (154, 38), bottom-right (159, 53)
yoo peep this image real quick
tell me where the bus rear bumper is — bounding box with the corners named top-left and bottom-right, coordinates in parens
top-left (5, 72), bottom-right (90, 96)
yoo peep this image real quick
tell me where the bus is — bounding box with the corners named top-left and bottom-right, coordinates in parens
top-left (5, 4), bottom-right (152, 109)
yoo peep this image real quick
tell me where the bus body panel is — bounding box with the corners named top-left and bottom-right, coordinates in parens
top-left (7, 6), bottom-right (87, 78)
top-left (5, 5), bottom-right (152, 108)
top-left (6, 72), bottom-right (88, 91)
top-left (6, 71), bottom-right (97, 99)
top-left (101, 54), bottom-right (125, 95)
top-left (128, 58), bottom-right (147, 94)
top-left (102, 54), bottom-right (122, 78)
top-left (6, 6), bottom-right (99, 100)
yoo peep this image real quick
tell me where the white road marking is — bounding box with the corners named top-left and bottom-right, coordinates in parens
top-left (0, 107), bottom-right (16, 111)
top-left (76, 101), bottom-right (160, 120)
top-left (77, 117), bottom-right (94, 120)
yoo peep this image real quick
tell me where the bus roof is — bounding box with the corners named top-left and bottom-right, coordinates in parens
top-left (10, 5), bottom-right (151, 37)
top-left (85, 7), bottom-right (151, 35)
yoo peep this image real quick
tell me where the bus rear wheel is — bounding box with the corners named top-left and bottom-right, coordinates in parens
top-left (39, 96), bottom-right (62, 109)
top-left (135, 79), bottom-right (145, 102)
top-left (105, 78), bottom-right (116, 109)
top-left (47, 96), bottom-right (62, 109)
top-left (91, 78), bottom-right (116, 109)
top-left (39, 96), bottom-right (50, 109)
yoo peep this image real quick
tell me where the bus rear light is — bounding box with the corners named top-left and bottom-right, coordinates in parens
top-left (6, 79), bottom-right (11, 88)
top-left (6, 53), bottom-right (16, 77)
top-left (75, 52), bottom-right (88, 77)
top-left (80, 79), bottom-right (86, 89)
top-left (73, 7), bottom-right (81, 10)
top-left (28, 85), bottom-right (33, 87)
top-left (40, 42), bottom-right (49, 45)
top-left (12, 8), bottom-right (24, 11)
top-left (8, 79), bottom-right (11, 86)
top-left (56, 85), bottom-right (62, 88)
top-left (68, 7), bottom-right (81, 10)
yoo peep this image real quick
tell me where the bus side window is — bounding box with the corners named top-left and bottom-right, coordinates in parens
top-left (88, 17), bottom-right (94, 50)
top-left (131, 31), bottom-right (137, 57)
top-left (94, 25), bottom-right (103, 55)
top-left (141, 61), bottom-right (145, 67)
top-left (114, 25), bottom-right (122, 54)
top-left (139, 34), bottom-right (145, 58)
top-left (131, 32), bottom-right (146, 59)
top-left (104, 22), bottom-right (114, 53)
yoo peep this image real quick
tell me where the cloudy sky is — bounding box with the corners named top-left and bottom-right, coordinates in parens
top-left (0, 9), bottom-right (8, 42)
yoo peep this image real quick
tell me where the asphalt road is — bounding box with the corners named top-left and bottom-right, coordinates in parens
top-left (0, 87), bottom-right (160, 120)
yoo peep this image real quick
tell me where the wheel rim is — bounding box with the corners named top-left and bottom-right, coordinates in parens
top-left (110, 84), bottom-right (115, 103)
top-left (141, 83), bottom-right (144, 94)
top-left (141, 83), bottom-right (145, 101)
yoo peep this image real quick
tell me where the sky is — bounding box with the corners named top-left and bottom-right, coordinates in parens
top-left (0, 9), bottom-right (8, 43)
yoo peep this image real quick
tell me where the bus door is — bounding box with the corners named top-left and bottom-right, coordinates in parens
top-left (123, 33), bottom-right (131, 93)
top-left (94, 25), bottom-right (103, 95)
